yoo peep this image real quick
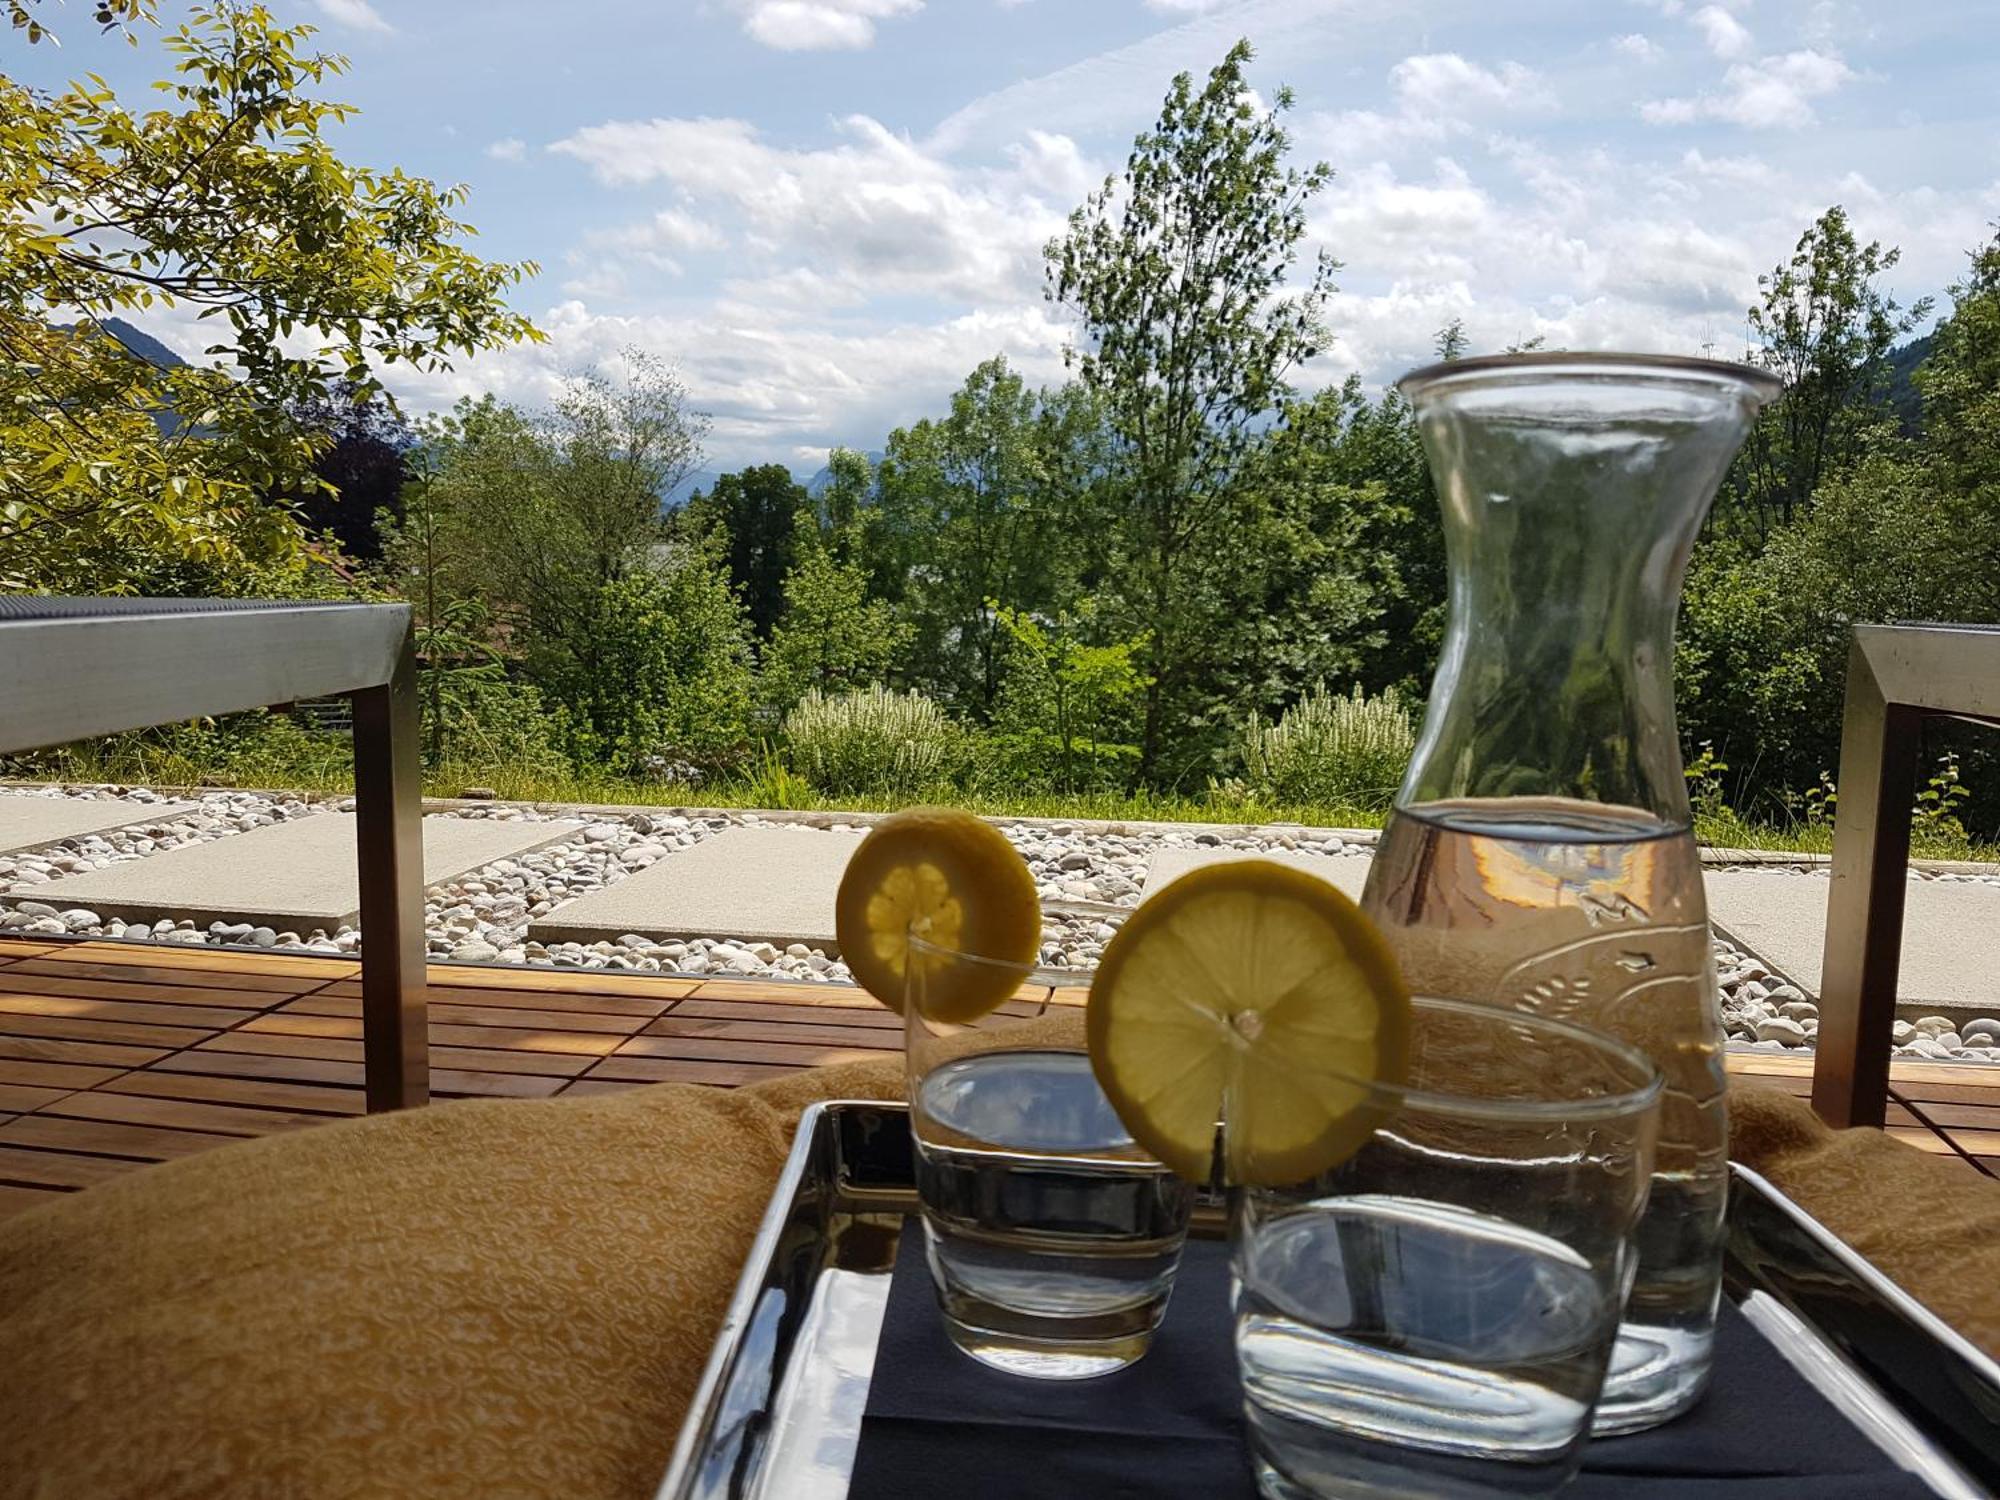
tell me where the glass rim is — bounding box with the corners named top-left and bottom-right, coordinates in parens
top-left (1341, 994), bottom-right (1664, 1124)
top-left (905, 931), bottom-right (1663, 1124)
top-left (1396, 349), bottom-right (1782, 404)
top-left (904, 929), bottom-right (1064, 986)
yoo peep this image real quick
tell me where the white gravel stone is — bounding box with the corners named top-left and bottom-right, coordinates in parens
top-left (1755, 1016), bottom-right (1810, 1046)
top-left (10, 785), bottom-right (2000, 1060)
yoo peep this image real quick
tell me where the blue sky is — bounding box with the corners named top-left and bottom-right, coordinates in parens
top-left (22, 0), bottom-right (2000, 472)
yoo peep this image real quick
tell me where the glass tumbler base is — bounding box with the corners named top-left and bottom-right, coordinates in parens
top-left (942, 1312), bottom-right (1153, 1380)
top-left (1591, 1320), bottom-right (1713, 1434)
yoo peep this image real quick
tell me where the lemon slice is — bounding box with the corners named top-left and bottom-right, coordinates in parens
top-left (834, 808), bottom-right (1041, 1022)
top-left (1087, 860), bottom-right (1410, 1186)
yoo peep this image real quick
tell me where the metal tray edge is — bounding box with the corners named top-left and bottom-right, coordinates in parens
top-left (657, 1099), bottom-right (852, 1500)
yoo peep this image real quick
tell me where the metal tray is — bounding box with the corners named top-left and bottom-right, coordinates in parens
top-left (658, 1102), bottom-right (2000, 1500)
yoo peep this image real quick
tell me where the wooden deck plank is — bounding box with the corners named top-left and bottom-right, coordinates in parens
top-left (238, 1012), bottom-right (621, 1059)
top-left (2, 954), bottom-right (323, 996)
top-left (585, 1055), bottom-right (798, 1087)
top-left (33, 1089), bottom-right (331, 1137)
top-left (0, 1033), bottom-right (171, 1069)
top-left (685, 979), bottom-right (888, 1008)
top-left (193, 1029), bottom-right (593, 1078)
top-left (0, 1114), bottom-right (243, 1162)
top-left (340, 966), bottom-right (702, 1000)
top-left (666, 997), bottom-right (905, 1032)
top-left (147, 1047), bottom-right (566, 1098)
top-left (0, 1008), bottom-right (218, 1049)
top-left (0, 1056), bottom-right (128, 1090)
top-left (612, 1034), bottom-right (897, 1068)
top-left (0, 937), bottom-right (1994, 1189)
top-left (96, 1070), bottom-right (365, 1117)
top-left (0, 1082), bottom-right (73, 1113)
top-left (0, 1182), bottom-right (63, 1217)
top-left (641, 1014), bottom-right (906, 1050)
top-left (0, 969), bottom-right (304, 1009)
top-left (0, 991), bottom-right (260, 1031)
top-left (313, 979), bottom-right (672, 1020)
top-left (283, 992), bottom-right (652, 1034)
top-left (0, 1143), bottom-right (138, 1189)
top-left (48, 941), bottom-right (358, 981)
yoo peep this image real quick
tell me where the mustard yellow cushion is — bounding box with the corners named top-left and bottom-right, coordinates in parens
top-left (0, 1059), bottom-right (900, 1500)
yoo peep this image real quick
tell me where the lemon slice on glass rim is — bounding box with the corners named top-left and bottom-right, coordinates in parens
top-left (834, 807), bottom-right (1042, 1023)
top-left (1086, 860), bottom-right (1411, 1187)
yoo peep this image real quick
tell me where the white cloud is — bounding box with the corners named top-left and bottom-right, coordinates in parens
top-left (391, 298), bottom-right (1072, 469)
top-left (360, 0), bottom-right (1991, 473)
top-left (550, 114), bottom-right (1076, 307)
top-left (1391, 53), bottom-right (1553, 115)
top-left (1144, 0), bottom-right (1248, 11)
top-left (1689, 4), bottom-right (1754, 59)
top-left (1642, 49), bottom-right (1856, 129)
top-left (485, 138), bottom-right (528, 163)
top-left (729, 0), bottom-right (921, 51)
top-left (314, 0), bottom-right (392, 34)
top-left (929, 0), bottom-right (1359, 155)
top-left (574, 208), bottom-right (731, 283)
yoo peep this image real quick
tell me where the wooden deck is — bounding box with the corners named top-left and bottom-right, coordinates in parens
top-left (1, 935), bottom-right (1995, 1218)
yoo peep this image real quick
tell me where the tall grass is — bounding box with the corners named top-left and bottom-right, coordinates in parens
top-left (783, 685), bottom-right (958, 796)
top-left (1241, 685), bottom-right (1416, 811)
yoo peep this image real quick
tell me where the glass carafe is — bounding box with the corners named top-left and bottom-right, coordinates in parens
top-left (1358, 352), bottom-right (1780, 1434)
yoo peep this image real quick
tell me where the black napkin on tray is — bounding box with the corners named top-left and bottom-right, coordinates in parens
top-left (846, 1225), bottom-right (1933, 1499)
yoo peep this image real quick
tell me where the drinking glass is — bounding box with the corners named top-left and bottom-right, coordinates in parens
top-left (903, 932), bottom-right (1194, 1379)
top-left (1233, 996), bottom-right (1662, 1499)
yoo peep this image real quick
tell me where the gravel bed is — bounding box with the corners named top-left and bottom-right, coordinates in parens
top-left (4, 785), bottom-right (1998, 1061)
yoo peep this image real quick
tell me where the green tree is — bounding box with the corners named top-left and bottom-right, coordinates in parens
top-left (988, 604), bottom-right (1150, 793)
top-left (9, 0), bottom-right (150, 48)
top-left (1680, 225), bottom-right (2000, 816)
top-left (683, 463), bottom-right (807, 638)
top-left (1728, 205), bottom-right (1929, 540)
top-left (0, 4), bottom-right (539, 593)
top-left (877, 357), bottom-right (1077, 713)
top-left (554, 542), bottom-right (756, 778)
top-left (1045, 39), bottom-right (1337, 779)
top-left (1231, 377), bottom-right (1442, 705)
top-left (419, 353), bottom-right (708, 711)
top-left (763, 536), bottom-right (910, 709)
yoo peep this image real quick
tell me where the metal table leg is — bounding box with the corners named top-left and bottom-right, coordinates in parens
top-left (1812, 638), bottom-right (1920, 1129)
top-left (350, 622), bottom-right (428, 1111)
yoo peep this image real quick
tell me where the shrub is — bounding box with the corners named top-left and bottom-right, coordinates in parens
top-left (544, 553), bottom-right (757, 778)
top-left (1241, 684), bottom-right (1415, 810)
top-left (784, 685), bottom-right (959, 796)
top-left (427, 673), bottom-right (572, 781)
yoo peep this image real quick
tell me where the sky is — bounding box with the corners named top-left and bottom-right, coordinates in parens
top-left (20, 0), bottom-right (2000, 474)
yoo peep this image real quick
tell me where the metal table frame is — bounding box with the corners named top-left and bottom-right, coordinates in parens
top-left (1814, 623), bottom-right (2000, 1128)
top-left (0, 598), bottom-right (427, 1112)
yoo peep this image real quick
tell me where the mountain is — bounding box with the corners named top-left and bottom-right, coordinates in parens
top-left (63, 317), bottom-right (191, 435)
top-left (805, 449), bottom-right (885, 497)
top-left (95, 316), bottom-right (189, 371)
top-left (1883, 334), bottom-right (1933, 436)
top-left (661, 466), bottom-right (723, 511)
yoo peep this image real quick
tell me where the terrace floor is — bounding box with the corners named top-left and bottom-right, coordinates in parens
top-left (0, 935), bottom-right (1995, 1219)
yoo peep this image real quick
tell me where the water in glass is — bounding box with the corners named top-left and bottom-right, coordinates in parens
top-left (1362, 797), bottom-right (1724, 1432)
top-left (1237, 1194), bottom-right (1620, 1500)
top-left (913, 1047), bottom-right (1194, 1378)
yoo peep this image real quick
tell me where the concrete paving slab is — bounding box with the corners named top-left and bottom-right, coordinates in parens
top-left (1704, 869), bottom-right (2000, 1020)
top-left (16, 814), bottom-right (580, 930)
top-left (0, 796), bottom-right (198, 856)
top-left (1142, 846), bottom-right (1376, 903)
top-left (530, 825), bottom-right (866, 949)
